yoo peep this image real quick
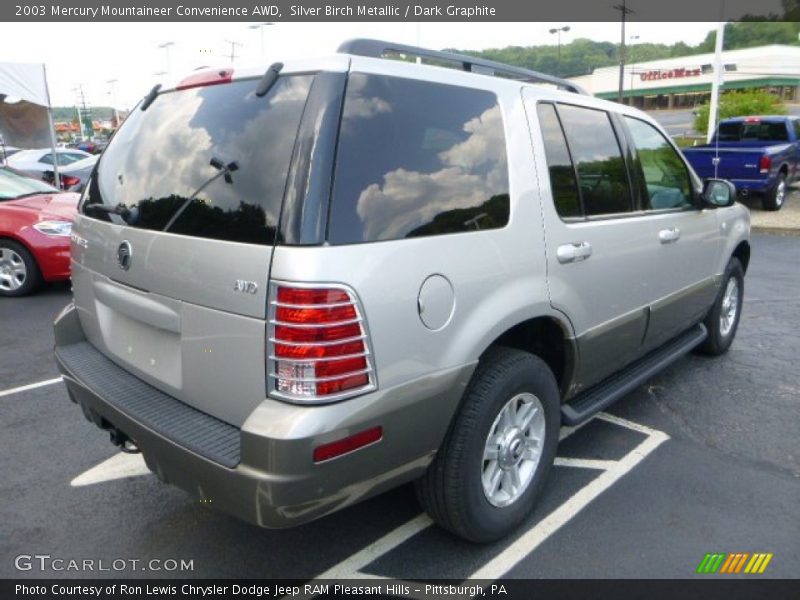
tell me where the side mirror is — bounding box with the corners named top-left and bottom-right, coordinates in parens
top-left (702, 178), bottom-right (736, 208)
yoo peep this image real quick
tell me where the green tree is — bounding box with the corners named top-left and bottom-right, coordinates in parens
top-left (693, 90), bottom-right (787, 133)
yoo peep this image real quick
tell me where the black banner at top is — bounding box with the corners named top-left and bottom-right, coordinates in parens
top-left (2, 0), bottom-right (800, 22)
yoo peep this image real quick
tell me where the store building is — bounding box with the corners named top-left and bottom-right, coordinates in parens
top-left (569, 45), bottom-right (800, 110)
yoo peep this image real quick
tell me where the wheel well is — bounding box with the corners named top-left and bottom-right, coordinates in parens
top-left (779, 163), bottom-right (788, 176)
top-left (484, 317), bottom-right (573, 396)
top-left (732, 241), bottom-right (750, 274)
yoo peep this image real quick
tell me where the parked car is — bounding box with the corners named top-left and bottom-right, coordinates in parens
top-left (53, 40), bottom-right (749, 543)
top-left (7, 148), bottom-right (92, 180)
top-left (42, 155), bottom-right (98, 192)
top-left (0, 166), bottom-right (78, 296)
top-left (682, 115), bottom-right (800, 211)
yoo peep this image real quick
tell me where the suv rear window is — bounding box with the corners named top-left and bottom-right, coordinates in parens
top-left (83, 75), bottom-right (313, 245)
top-left (328, 74), bottom-right (510, 244)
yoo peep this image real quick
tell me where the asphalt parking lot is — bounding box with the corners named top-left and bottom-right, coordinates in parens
top-left (1, 232), bottom-right (798, 581)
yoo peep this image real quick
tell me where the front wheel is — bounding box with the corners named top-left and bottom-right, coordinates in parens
top-left (415, 347), bottom-right (560, 543)
top-left (762, 173), bottom-right (786, 211)
top-left (0, 240), bottom-right (42, 297)
top-left (696, 257), bottom-right (744, 356)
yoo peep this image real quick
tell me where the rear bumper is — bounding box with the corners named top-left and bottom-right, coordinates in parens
top-left (728, 178), bottom-right (772, 195)
top-left (54, 303), bottom-right (473, 528)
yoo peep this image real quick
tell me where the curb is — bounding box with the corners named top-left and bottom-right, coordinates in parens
top-left (751, 225), bottom-right (800, 236)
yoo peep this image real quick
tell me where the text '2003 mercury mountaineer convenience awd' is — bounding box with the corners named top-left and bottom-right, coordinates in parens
top-left (55, 40), bottom-right (749, 542)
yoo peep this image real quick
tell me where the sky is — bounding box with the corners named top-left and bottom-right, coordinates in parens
top-left (2, 21), bottom-right (717, 110)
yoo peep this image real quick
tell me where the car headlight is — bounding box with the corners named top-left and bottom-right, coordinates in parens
top-left (33, 220), bottom-right (73, 237)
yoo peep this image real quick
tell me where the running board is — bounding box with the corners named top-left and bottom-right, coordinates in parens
top-left (561, 324), bottom-right (707, 426)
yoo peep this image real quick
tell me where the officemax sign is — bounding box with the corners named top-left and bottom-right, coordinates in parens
top-left (640, 67), bottom-right (702, 82)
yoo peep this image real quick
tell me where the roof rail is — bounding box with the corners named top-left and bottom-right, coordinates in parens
top-left (337, 38), bottom-right (588, 95)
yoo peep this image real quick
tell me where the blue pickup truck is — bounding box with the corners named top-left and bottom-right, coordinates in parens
top-left (682, 115), bottom-right (800, 210)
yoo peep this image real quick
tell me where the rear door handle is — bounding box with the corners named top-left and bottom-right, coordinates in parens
top-left (658, 228), bottom-right (681, 244)
top-left (557, 242), bottom-right (593, 264)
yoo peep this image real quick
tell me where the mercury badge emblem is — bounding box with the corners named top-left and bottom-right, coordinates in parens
top-left (117, 240), bottom-right (132, 271)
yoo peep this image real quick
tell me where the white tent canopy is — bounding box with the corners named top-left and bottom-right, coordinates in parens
top-left (0, 62), bottom-right (49, 106)
top-left (0, 61), bottom-right (59, 186)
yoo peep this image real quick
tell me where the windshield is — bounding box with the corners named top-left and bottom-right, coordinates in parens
top-left (67, 155), bottom-right (98, 171)
top-left (82, 75), bottom-right (313, 246)
top-left (717, 120), bottom-right (788, 142)
top-left (0, 167), bottom-right (57, 200)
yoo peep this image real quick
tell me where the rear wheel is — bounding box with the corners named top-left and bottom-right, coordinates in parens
top-left (697, 257), bottom-right (744, 356)
top-left (415, 347), bottom-right (560, 543)
top-left (762, 173), bottom-right (786, 211)
top-left (0, 240), bottom-right (42, 297)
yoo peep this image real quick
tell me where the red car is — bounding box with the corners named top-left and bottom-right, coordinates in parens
top-left (0, 167), bottom-right (79, 296)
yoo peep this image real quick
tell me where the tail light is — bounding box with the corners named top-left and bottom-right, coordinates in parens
top-left (60, 175), bottom-right (81, 189)
top-left (176, 68), bottom-right (233, 91)
top-left (759, 155), bottom-right (771, 174)
top-left (268, 283), bottom-right (376, 403)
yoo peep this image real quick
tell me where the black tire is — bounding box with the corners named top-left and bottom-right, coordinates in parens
top-left (762, 172), bottom-right (786, 211)
top-left (415, 347), bottom-right (560, 543)
top-left (0, 239), bottom-right (42, 297)
top-left (696, 257), bottom-right (744, 356)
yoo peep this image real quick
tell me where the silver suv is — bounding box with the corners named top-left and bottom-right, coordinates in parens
top-left (54, 40), bottom-right (750, 542)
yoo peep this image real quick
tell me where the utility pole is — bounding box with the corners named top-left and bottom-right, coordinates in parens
top-left (707, 22), bottom-right (726, 144)
top-left (158, 41), bottom-right (174, 80)
top-left (224, 39), bottom-right (243, 64)
top-left (628, 34), bottom-right (639, 105)
top-left (549, 25), bottom-right (570, 77)
top-left (613, 0), bottom-right (634, 104)
top-left (248, 22), bottom-right (273, 59)
top-left (106, 79), bottom-right (119, 129)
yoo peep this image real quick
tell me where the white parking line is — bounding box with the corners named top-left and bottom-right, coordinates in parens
top-left (0, 377), bottom-right (62, 398)
top-left (313, 513), bottom-right (433, 580)
top-left (554, 457), bottom-right (617, 470)
top-left (71, 452), bottom-right (149, 487)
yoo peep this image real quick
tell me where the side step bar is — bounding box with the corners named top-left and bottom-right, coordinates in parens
top-left (561, 324), bottom-right (707, 426)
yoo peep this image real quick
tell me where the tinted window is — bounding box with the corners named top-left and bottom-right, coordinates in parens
top-left (84, 76), bottom-right (312, 245)
top-left (39, 153), bottom-right (53, 165)
top-left (557, 104), bottom-right (632, 216)
top-left (328, 74), bottom-right (509, 243)
top-left (625, 117), bottom-right (693, 210)
top-left (537, 103), bottom-right (581, 218)
top-left (718, 120), bottom-right (789, 142)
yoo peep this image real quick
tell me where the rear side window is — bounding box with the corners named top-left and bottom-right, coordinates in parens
top-left (83, 76), bottom-right (313, 245)
top-left (536, 103), bottom-right (581, 218)
top-left (557, 104), bottom-right (632, 216)
top-left (328, 74), bottom-right (510, 244)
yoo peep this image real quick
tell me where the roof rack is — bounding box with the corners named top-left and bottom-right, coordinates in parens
top-left (337, 39), bottom-right (587, 95)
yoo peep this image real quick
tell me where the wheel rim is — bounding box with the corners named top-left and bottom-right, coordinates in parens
top-left (0, 247), bottom-right (27, 291)
top-left (719, 277), bottom-right (739, 337)
top-left (775, 179), bottom-right (786, 207)
top-left (481, 392), bottom-right (546, 508)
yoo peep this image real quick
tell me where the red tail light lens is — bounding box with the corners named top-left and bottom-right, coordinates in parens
top-left (176, 68), bottom-right (233, 90)
top-left (268, 284), bottom-right (375, 402)
top-left (759, 155), bottom-right (771, 174)
top-left (61, 175), bottom-right (81, 188)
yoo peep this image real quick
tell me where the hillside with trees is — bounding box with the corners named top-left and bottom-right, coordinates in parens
top-left (452, 21), bottom-right (800, 78)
